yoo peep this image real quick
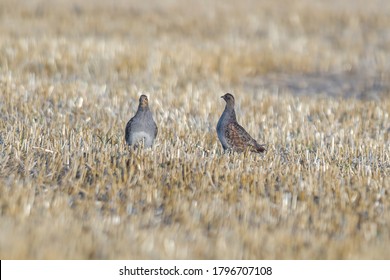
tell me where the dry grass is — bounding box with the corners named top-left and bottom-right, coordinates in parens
top-left (0, 0), bottom-right (390, 259)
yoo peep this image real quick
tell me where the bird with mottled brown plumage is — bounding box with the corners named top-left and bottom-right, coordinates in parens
top-left (125, 95), bottom-right (158, 148)
top-left (216, 93), bottom-right (266, 154)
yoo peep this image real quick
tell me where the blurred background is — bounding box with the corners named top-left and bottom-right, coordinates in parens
top-left (1, 0), bottom-right (390, 99)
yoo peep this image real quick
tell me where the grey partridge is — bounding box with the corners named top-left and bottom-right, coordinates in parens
top-left (217, 93), bottom-right (266, 153)
top-left (125, 95), bottom-right (158, 148)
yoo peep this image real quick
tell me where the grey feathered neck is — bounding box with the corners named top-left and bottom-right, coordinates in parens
top-left (137, 104), bottom-right (150, 113)
top-left (224, 104), bottom-right (237, 122)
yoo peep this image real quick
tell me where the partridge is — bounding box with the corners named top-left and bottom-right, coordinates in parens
top-left (125, 95), bottom-right (158, 148)
top-left (217, 93), bottom-right (266, 153)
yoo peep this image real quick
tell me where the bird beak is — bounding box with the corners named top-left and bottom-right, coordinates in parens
top-left (220, 96), bottom-right (224, 99)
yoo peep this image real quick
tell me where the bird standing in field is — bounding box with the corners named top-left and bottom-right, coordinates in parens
top-left (216, 93), bottom-right (266, 153)
top-left (125, 95), bottom-right (158, 148)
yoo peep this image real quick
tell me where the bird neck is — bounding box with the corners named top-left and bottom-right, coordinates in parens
top-left (138, 105), bottom-right (149, 112)
top-left (224, 105), bottom-right (237, 121)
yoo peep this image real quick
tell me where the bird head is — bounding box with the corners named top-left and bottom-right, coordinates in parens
top-left (221, 93), bottom-right (235, 107)
top-left (139, 94), bottom-right (149, 108)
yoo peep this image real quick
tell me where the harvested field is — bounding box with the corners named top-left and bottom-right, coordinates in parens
top-left (0, 0), bottom-right (389, 259)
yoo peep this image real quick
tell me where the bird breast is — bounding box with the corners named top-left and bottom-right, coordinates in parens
top-left (217, 110), bottom-right (229, 149)
top-left (130, 131), bottom-right (154, 148)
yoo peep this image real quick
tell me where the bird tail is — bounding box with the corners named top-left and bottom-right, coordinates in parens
top-left (255, 143), bottom-right (267, 153)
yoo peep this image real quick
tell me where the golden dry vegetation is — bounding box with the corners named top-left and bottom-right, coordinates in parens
top-left (0, 0), bottom-right (390, 259)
